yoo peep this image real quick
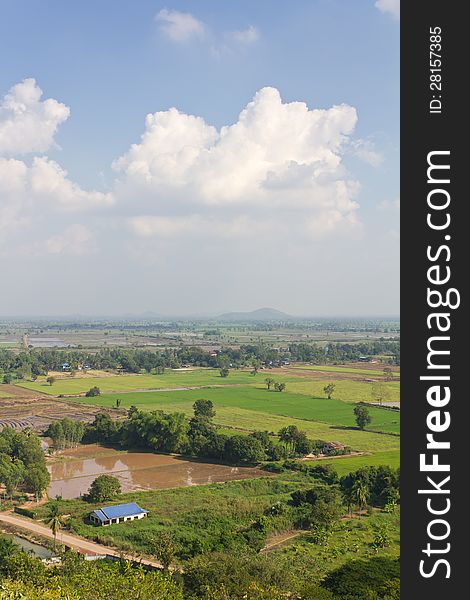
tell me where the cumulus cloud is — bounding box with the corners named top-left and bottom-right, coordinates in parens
top-left (375, 0), bottom-right (400, 20)
top-left (0, 155), bottom-right (112, 254)
top-left (114, 87), bottom-right (360, 238)
top-left (155, 9), bottom-right (205, 42)
top-left (29, 157), bottom-right (114, 211)
top-left (0, 78), bottom-right (70, 154)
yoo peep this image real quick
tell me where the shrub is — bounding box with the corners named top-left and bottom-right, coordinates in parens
top-left (87, 475), bottom-right (121, 503)
top-left (86, 386), bottom-right (101, 397)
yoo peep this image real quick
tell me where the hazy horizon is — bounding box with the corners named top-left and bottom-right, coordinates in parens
top-left (0, 1), bottom-right (399, 316)
top-left (0, 307), bottom-right (400, 320)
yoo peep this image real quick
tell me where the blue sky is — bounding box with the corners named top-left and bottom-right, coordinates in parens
top-left (0, 0), bottom-right (399, 316)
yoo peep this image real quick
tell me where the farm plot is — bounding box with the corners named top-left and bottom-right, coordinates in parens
top-left (291, 364), bottom-right (400, 377)
top-left (286, 379), bottom-right (400, 404)
top-left (15, 369), bottom-right (285, 396)
top-left (68, 386), bottom-right (400, 435)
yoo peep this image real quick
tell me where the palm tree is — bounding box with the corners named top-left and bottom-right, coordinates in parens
top-left (352, 479), bottom-right (370, 513)
top-left (265, 377), bottom-right (275, 390)
top-left (46, 503), bottom-right (66, 552)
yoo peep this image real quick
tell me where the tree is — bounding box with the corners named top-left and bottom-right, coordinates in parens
top-left (274, 382), bottom-right (286, 392)
top-left (250, 360), bottom-right (261, 375)
top-left (46, 376), bottom-right (56, 386)
top-left (150, 532), bottom-right (176, 571)
top-left (371, 383), bottom-right (391, 405)
top-left (354, 405), bottom-right (372, 430)
top-left (193, 399), bottom-right (215, 419)
top-left (264, 377), bottom-right (275, 390)
top-left (86, 386), bottom-right (101, 397)
top-left (323, 383), bottom-right (336, 399)
top-left (219, 367), bottom-right (229, 378)
top-left (224, 435), bottom-right (265, 464)
top-left (46, 503), bottom-right (66, 551)
top-left (115, 398), bottom-right (122, 408)
top-left (0, 458), bottom-right (25, 499)
top-left (2, 373), bottom-right (12, 384)
top-left (25, 466), bottom-right (50, 502)
top-left (352, 479), bottom-right (370, 512)
top-left (88, 474), bottom-right (121, 502)
top-left (278, 425), bottom-right (299, 453)
top-left (383, 367), bottom-right (393, 381)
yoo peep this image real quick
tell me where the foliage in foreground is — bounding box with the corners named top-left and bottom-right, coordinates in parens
top-left (0, 542), bottom-right (399, 599)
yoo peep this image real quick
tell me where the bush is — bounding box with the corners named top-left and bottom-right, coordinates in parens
top-left (13, 506), bottom-right (37, 519)
top-left (322, 557), bottom-right (400, 599)
top-left (262, 463), bottom-right (285, 473)
top-left (86, 386), bottom-right (101, 397)
top-left (87, 475), bottom-right (121, 503)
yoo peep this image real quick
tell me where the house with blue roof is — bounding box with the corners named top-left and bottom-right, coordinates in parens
top-left (89, 502), bottom-right (149, 526)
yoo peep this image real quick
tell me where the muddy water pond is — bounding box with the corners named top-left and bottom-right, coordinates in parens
top-left (48, 446), bottom-right (268, 499)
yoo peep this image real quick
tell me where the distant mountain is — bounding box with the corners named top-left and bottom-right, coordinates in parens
top-left (216, 307), bottom-right (293, 321)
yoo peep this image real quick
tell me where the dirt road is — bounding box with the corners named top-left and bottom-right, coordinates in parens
top-left (0, 511), bottom-right (168, 570)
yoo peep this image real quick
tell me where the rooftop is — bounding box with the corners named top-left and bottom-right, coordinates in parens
top-left (91, 502), bottom-right (148, 521)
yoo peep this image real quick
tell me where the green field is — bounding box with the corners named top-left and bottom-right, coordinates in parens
top-left (33, 473), bottom-right (400, 569)
top-left (286, 379), bottom-right (400, 404)
top-left (319, 450), bottom-right (400, 476)
top-left (71, 386), bottom-right (400, 435)
top-left (15, 368), bottom-right (399, 408)
top-left (16, 369), bottom-right (283, 396)
top-left (292, 365), bottom-right (399, 377)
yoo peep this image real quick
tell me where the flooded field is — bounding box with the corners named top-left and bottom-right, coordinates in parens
top-left (4, 534), bottom-right (54, 559)
top-left (48, 445), bottom-right (268, 499)
top-left (27, 337), bottom-right (69, 348)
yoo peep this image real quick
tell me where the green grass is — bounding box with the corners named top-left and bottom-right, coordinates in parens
top-left (15, 369), bottom-right (400, 408)
top-left (33, 473), bottom-right (399, 567)
top-left (318, 450), bottom-right (400, 476)
top-left (270, 508), bottom-right (400, 584)
top-left (286, 379), bottom-right (400, 404)
top-left (36, 474), bottom-right (311, 558)
top-left (16, 369), bottom-right (285, 396)
top-left (291, 365), bottom-right (399, 377)
top-left (70, 386), bottom-right (400, 435)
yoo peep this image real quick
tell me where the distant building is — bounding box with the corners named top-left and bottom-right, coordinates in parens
top-left (322, 441), bottom-right (346, 455)
top-left (89, 502), bottom-right (149, 526)
top-left (61, 362), bottom-right (70, 371)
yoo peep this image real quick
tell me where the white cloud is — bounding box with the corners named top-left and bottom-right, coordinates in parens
top-left (0, 78), bottom-right (113, 256)
top-left (44, 224), bottom-right (94, 255)
top-left (0, 78), bottom-right (70, 154)
top-left (375, 0), bottom-right (400, 20)
top-left (114, 87), bottom-right (360, 239)
top-left (155, 9), bottom-right (205, 42)
top-left (0, 155), bottom-right (112, 254)
top-left (351, 139), bottom-right (383, 167)
top-left (29, 157), bottom-right (113, 211)
top-left (229, 26), bottom-right (260, 44)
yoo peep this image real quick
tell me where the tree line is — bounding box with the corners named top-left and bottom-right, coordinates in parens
top-left (46, 401), bottom-right (349, 465)
top-left (0, 428), bottom-right (50, 501)
top-left (0, 338), bottom-right (400, 381)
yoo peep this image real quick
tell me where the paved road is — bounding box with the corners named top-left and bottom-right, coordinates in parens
top-left (0, 511), bottom-right (169, 570)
